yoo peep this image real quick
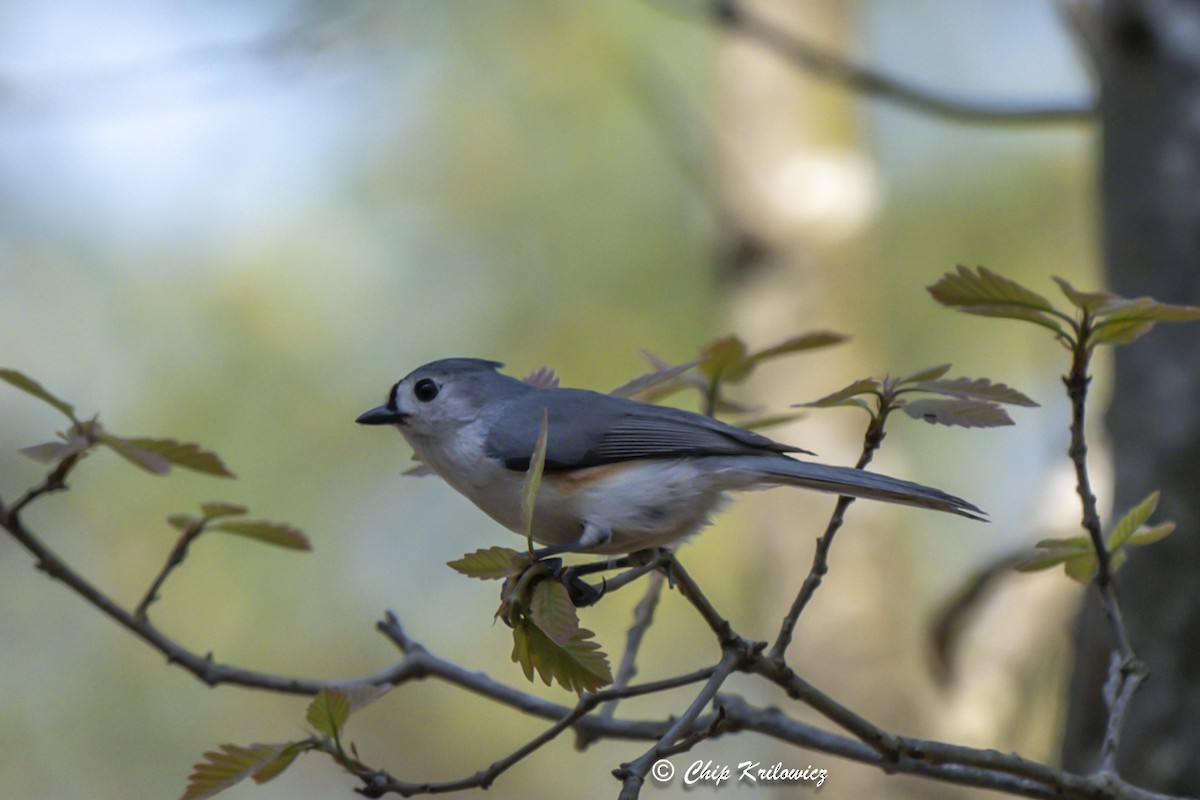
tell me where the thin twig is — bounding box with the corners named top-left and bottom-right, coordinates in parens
top-left (717, 695), bottom-right (1187, 800)
top-left (644, 0), bottom-right (1096, 125)
top-left (595, 570), bottom-right (667, 726)
top-left (1062, 334), bottom-right (1146, 773)
top-left (771, 411), bottom-right (887, 658)
top-left (615, 648), bottom-right (740, 800)
top-left (134, 519), bottom-right (208, 619)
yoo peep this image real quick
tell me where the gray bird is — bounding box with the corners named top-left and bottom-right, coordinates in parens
top-left (357, 358), bottom-right (983, 557)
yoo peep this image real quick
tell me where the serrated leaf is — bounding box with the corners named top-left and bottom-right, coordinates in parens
top-left (511, 620), bottom-right (611, 695)
top-left (1127, 522), bottom-right (1175, 547)
top-left (0, 368), bottom-right (77, 420)
top-left (908, 377), bottom-right (1039, 407)
top-left (18, 435), bottom-right (92, 464)
top-left (213, 520), bottom-right (311, 551)
top-left (796, 377), bottom-right (882, 409)
top-left (306, 688), bottom-right (350, 737)
top-left (448, 546), bottom-right (524, 580)
top-left (928, 266), bottom-right (1068, 336)
top-left (746, 331), bottom-right (848, 365)
top-left (200, 502), bottom-right (248, 519)
top-left (901, 363), bottom-right (953, 383)
top-left (899, 398), bottom-right (1014, 428)
top-left (531, 580), bottom-right (579, 645)
top-left (521, 411), bottom-right (549, 543)
top-left (180, 742), bottom-right (292, 800)
top-left (609, 358), bottom-right (699, 400)
top-left (121, 437), bottom-right (235, 478)
top-left (168, 514), bottom-right (198, 532)
top-left (1107, 491), bottom-right (1160, 551)
top-left (699, 336), bottom-right (750, 382)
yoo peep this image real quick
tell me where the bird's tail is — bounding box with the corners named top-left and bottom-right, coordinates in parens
top-left (718, 455), bottom-right (985, 520)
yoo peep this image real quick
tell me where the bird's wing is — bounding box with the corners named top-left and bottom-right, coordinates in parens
top-left (486, 389), bottom-right (807, 471)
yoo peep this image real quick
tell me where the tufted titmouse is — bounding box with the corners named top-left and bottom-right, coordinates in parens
top-left (357, 358), bottom-right (983, 557)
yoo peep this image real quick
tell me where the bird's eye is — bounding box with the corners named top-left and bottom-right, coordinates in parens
top-left (413, 378), bottom-right (440, 402)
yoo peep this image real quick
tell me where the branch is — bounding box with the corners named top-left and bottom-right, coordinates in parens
top-left (717, 695), bottom-right (1187, 800)
top-left (646, 0), bottom-right (1096, 125)
top-left (1063, 335), bottom-right (1146, 773)
top-left (771, 411), bottom-right (887, 657)
top-left (591, 570), bottom-right (667, 731)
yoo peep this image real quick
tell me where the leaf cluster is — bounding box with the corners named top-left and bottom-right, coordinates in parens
top-left (181, 685), bottom-right (387, 800)
top-left (1018, 492), bottom-right (1175, 582)
top-left (928, 266), bottom-right (1200, 351)
top-left (2, 368), bottom-right (234, 478)
top-left (798, 363), bottom-right (1038, 429)
top-left (610, 331), bottom-right (846, 424)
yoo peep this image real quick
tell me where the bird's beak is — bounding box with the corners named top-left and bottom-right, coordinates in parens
top-left (356, 405), bottom-right (408, 426)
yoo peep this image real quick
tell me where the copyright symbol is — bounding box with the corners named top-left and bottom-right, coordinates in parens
top-left (651, 759), bottom-right (675, 782)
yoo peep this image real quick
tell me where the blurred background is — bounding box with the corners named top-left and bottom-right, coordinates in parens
top-left (0, 1), bottom-right (1098, 798)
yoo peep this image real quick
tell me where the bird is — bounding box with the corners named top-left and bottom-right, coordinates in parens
top-left (356, 358), bottom-right (983, 559)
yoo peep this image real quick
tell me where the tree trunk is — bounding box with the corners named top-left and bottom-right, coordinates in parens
top-left (1062, 1), bottom-right (1200, 791)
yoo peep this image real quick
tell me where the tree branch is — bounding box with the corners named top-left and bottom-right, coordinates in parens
top-left (717, 695), bottom-right (1189, 800)
top-left (1063, 330), bottom-right (1146, 774)
top-left (646, 0), bottom-right (1096, 125)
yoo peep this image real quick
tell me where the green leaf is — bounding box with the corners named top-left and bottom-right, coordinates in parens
top-left (899, 398), bottom-right (1014, 428)
top-left (1015, 535), bottom-right (1092, 573)
top-left (900, 363), bottom-right (953, 383)
top-left (0, 368), bottom-right (77, 421)
top-left (1088, 295), bottom-right (1200, 346)
top-left (1063, 552), bottom-right (1098, 583)
top-left (512, 620), bottom-right (611, 695)
top-left (248, 742), bottom-right (309, 785)
top-left (121, 437), bottom-right (235, 478)
top-left (200, 502), bottom-right (248, 520)
top-left (907, 377), bottom-right (1039, 407)
top-left (746, 331), bottom-right (848, 365)
top-left (521, 411), bottom-right (550, 546)
top-left (448, 546), bottom-right (525, 580)
top-left (1127, 522), bottom-right (1175, 547)
top-left (1088, 319), bottom-right (1156, 347)
top-left (928, 266), bottom-right (1068, 336)
top-left (213, 520), bottom-right (311, 551)
top-left (306, 688), bottom-right (350, 737)
top-left (180, 742), bottom-right (293, 800)
top-left (19, 434), bottom-right (92, 464)
top-left (1107, 491), bottom-right (1160, 551)
top-left (698, 335), bottom-right (750, 382)
top-left (796, 377), bottom-right (882, 409)
top-left (530, 580), bottom-right (579, 645)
